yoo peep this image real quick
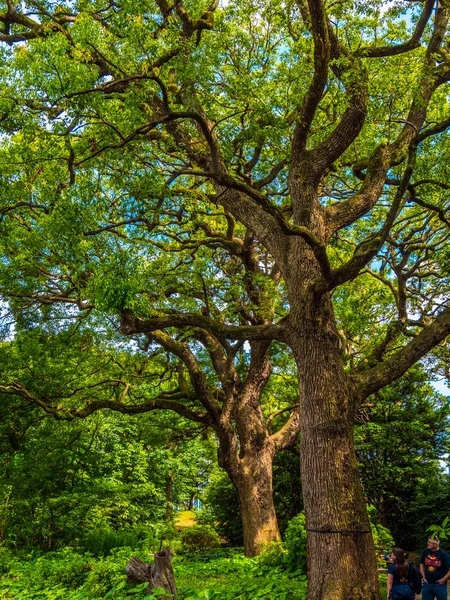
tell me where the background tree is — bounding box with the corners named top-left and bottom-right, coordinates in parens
top-left (1, 1), bottom-right (450, 598)
top-left (355, 366), bottom-right (450, 543)
top-left (0, 281), bottom-right (300, 558)
top-left (0, 361), bottom-right (215, 551)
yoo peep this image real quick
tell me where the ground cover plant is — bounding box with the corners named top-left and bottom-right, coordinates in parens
top-left (0, 514), bottom-right (394, 600)
top-left (0, 546), bottom-right (308, 600)
top-left (0, 546), bottom-right (394, 600)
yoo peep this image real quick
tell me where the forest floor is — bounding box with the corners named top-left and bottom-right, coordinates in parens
top-left (0, 545), bottom-right (395, 600)
top-left (0, 545), bottom-right (307, 600)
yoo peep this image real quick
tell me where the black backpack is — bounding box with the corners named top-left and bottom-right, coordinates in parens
top-left (408, 561), bottom-right (422, 595)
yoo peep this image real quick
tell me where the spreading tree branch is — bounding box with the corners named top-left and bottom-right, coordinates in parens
top-left (355, 0), bottom-right (435, 58)
top-left (119, 309), bottom-right (286, 342)
top-left (0, 382), bottom-right (210, 425)
top-left (355, 305), bottom-right (450, 401)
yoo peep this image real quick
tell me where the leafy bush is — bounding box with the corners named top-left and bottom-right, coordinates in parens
top-left (181, 525), bottom-right (221, 552)
top-left (175, 549), bottom-right (307, 599)
top-left (0, 545), bottom-right (14, 575)
top-left (83, 547), bottom-right (133, 597)
top-left (142, 522), bottom-right (181, 553)
top-left (427, 516), bottom-right (450, 541)
top-left (367, 506), bottom-right (394, 564)
top-left (371, 522), bottom-right (394, 560)
top-left (284, 513), bottom-right (307, 573)
top-left (6, 547), bottom-right (93, 590)
top-left (80, 530), bottom-right (142, 557)
top-left (197, 470), bottom-right (243, 546)
top-left (257, 541), bottom-right (287, 567)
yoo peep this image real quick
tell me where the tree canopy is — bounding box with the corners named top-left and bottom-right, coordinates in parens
top-left (1, 1), bottom-right (450, 598)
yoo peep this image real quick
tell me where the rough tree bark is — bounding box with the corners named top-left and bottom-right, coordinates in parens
top-left (126, 548), bottom-right (177, 599)
top-left (218, 424), bottom-right (281, 556)
top-left (233, 446), bottom-right (281, 557)
top-left (286, 285), bottom-right (379, 598)
top-left (2, 1), bottom-right (450, 599)
top-left (211, 340), bottom-right (297, 556)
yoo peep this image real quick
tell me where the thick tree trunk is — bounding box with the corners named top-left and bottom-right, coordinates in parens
top-left (286, 296), bottom-right (380, 600)
top-left (300, 417), bottom-right (379, 600)
top-left (278, 169), bottom-right (382, 599)
top-left (232, 447), bottom-right (281, 557)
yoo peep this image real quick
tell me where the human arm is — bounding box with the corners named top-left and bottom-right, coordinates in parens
top-left (387, 573), bottom-right (394, 598)
top-left (419, 550), bottom-right (428, 583)
top-left (387, 569), bottom-right (394, 598)
top-left (420, 563), bottom-right (428, 583)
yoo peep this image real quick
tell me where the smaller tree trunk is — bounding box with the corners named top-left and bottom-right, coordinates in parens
top-left (126, 548), bottom-right (177, 599)
top-left (231, 446), bottom-right (281, 557)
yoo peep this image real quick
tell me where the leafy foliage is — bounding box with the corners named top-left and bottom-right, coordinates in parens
top-left (283, 513), bottom-right (307, 574)
top-left (0, 547), bottom-right (309, 600)
top-left (180, 525), bottom-right (220, 552)
top-left (367, 507), bottom-right (394, 563)
top-left (355, 367), bottom-right (450, 548)
top-left (0, 399), bottom-right (213, 551)
top-left (427, 516), bottom-right (450, 542)
top-left (257, 541), bottom-right (288, 568)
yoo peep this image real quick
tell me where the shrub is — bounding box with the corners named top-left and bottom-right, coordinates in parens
top-left (80, 529), bottom-right (142, 556)
top-left (0, 546), bottom-right (14, 575)
top-left (367, 506), bottom-right (395, 565)
top-left (83, 547), bottom-right (132, 597)
top-left (257, 541), bottom-right (287, 567)
top-left (181, 525), bottom-right (221, 551)
top-left (428, 516), bottom-right (450, 541)
top-left (3, 548), bottom-right (92, 591)
top-left (284, 513), bottom-right (307, 573)
top-left (372, 522), bottom-right (395, 567)
top-left (142, 522), bottom-right (181, 552)
top-left (38, 548), bottom-right (93, 589)
top-left (197, 470), bottom-right (243, 546)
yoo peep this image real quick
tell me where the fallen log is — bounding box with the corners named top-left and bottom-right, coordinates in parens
top-left (126, 547), bottom-right (177, 598)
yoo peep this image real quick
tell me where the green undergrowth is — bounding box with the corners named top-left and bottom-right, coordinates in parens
top-left (0, 546), bottom-right (388, 600)
top-left (175, 549), bottom-right (307, 599)
top-left (0, 545), bottom-right (306, 600)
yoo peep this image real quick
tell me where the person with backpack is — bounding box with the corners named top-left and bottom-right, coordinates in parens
top-left (387, 547), bottom-right (416, 600)
top-left (420, 536), bottom-right (450, 600)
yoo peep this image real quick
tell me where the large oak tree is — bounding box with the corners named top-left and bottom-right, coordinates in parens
top-left (1, 0), bottom-right (450, 598)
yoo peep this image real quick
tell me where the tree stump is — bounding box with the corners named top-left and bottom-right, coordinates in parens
top-left (126, 547), bottom-right (177, 599)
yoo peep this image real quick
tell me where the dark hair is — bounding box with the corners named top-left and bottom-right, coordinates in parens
top-left (392, 547), bottom-right (409, 582)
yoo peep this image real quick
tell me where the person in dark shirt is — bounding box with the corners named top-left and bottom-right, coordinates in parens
top-left (420, 536), bottom-right (450, 600)
top-left (387, 547), bottom-right (415, 600)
